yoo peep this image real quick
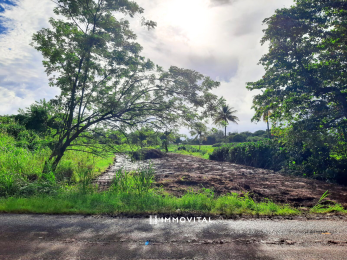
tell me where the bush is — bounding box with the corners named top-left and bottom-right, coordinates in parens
top-left (212, 143), bottom-right (223, 147)
top-left (209, 146), bottom-right (232, 162)
top-left (178, 146), bottom-right (186, 150)
top-left (253, 130), bottom-right (266, 136)
top-left (246, 136), bottom-right (264, 143)
top-left (231, 134), bottom-right (247, 142)
top-left (210, 137), bottom-right (347, 185)
top-left (131, 149), bottom-right (165, 161)
top-left (210, 140), bottom-right (287, 170)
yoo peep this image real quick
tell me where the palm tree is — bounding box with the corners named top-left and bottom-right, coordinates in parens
top-left (213, 105), bottom-right (239, 138)
top-left (262, 110), bottom-right (272, 139)
top-left (189, 122), bottom-right (208, 150)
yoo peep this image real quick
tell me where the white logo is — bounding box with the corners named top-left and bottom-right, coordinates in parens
top-left (149, 215), bottom-right (212, 224)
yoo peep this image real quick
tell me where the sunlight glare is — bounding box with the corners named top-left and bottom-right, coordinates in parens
top-left (161, 0), bottom-right (211, 44)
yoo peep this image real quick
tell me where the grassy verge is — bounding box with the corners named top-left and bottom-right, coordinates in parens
top-left (0, 188), bottom-right (300, 216)
top-left (2, 188), bottom-right (344, 216)
top-left (2, 166), bottom-right (344, 216)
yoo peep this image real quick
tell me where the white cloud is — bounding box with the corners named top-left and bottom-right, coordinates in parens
top-left (0, 0), bottom-right (294, 133)
top-left (133, 0), bottom-right (294, 133)
top-left (0, 0), bottom-right (59, 114)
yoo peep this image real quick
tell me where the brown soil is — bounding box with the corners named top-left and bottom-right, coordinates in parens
top-left (153, 154), bottom-right (347, 208)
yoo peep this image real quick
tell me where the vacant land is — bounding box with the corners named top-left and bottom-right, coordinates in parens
top-left (97, 153), bottom-right (347, 209)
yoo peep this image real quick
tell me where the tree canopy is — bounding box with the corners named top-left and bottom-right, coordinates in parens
top-left (247, 0), bottom-right (347, 135)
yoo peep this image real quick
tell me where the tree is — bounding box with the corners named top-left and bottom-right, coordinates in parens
top-left (31, 0), bottom-right (221, 172)
top-left (232, 134), bottom-right (246, 143)
top-left (213, 104), bottom-right (239, 138)
top-left (160, 130), bottom-right (175, 152)
top-left (15, 99), bottom-right (56, 135)
top-left (253, 130), bottom-right (266, 137)
top-left (247, 0), bottom-right (347, 179)
top-left (262, 110), bottom-right (272, 139)
top-left (247, 0), bottom-right (347, 136)
top-left (189, 122), bottom-right (209, 150)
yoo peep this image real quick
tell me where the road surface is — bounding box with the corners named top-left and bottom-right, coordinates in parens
top-left (0, 214), bottom-right (346, 259)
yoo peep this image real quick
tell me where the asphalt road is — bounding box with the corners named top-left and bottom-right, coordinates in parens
top-left (0, 214), bottom-right (347, 260)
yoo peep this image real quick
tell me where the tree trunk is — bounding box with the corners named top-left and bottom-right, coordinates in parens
top-left (43, 148), bottom-right (65, 173)
top-left (267, 119), bottom-right (271, 139)
top-left (165, 141), bottom-right (168, 153)
top-left (225, 125), bottom-right (227, 138)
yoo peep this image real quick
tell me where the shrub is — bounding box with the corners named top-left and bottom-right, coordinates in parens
top-left (131, 148), bottom-right (165, 161)
top-left (253, 130), bottom-right (266, 136)
top-left (231, 134), bottom-right (247, 142)
top-left (209, 146), bottom-right (232, 162)
top-left (246, 136), bottom-right (264, 143)
top-left (212, 143), bottom-right (223, 147)
top-left (210, 140), bottom-right (287, 170)
top-left (178, 146), bottom-right (186, 150)
top-left (210, 137), bottom-right (347, 185)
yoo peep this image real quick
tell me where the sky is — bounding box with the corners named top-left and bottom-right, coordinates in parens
top-left (0, 0), bottom-right (294, 135)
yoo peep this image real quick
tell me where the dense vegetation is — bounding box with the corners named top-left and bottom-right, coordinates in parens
top-left (233, 0), bottom-right (347, 185)
top-left (210, 137), bottom-right (347, 185)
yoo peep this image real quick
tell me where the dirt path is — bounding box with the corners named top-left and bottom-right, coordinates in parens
top-left (96, 153), bottom-right (347, 208)
top-left (1, 214), bottom-right (347, 260)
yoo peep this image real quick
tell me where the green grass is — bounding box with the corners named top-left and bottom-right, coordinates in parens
top-left (0, 163), bottom-right (300, 216)
top-left (0, 188), bottom-right (301, 216)
top-left (166, 145), bottom-right (215, 159)
top-left (1, 186), bottom-right (344, 216)
top-left (0, 132), bottom-right (115, 197)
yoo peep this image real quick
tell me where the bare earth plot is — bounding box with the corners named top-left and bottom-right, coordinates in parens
top-left (96, 153), bottom-right (347, 208)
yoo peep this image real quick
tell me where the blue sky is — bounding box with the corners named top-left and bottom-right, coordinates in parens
top-left (0, 0), bottom-right (17, 35)
top-left (0, 0), bottom-right (294, 134)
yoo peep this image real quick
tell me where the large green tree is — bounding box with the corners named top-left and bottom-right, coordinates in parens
top-left (247, 0), bottom-right (347, 136)
top-left (31, 0), bottom-right (221, 172)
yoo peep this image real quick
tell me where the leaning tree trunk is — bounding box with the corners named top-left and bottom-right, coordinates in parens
top-left (43, 137), bottom-right (72, 173)
top-left (43, 148), bottom-right (65, 173)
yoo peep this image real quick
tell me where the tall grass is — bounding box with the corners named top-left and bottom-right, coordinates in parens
top-left (110, 165), bottom-right (155, 195)
top-left (0, 187), bottom-right (301, 216)
top-left (0, 132), bottom-right (114, 196)
top-left (0, 133), bottom-right (49, 177)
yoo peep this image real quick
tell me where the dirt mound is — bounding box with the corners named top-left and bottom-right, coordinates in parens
top-left (131, 149), bottom-right (165, 160)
